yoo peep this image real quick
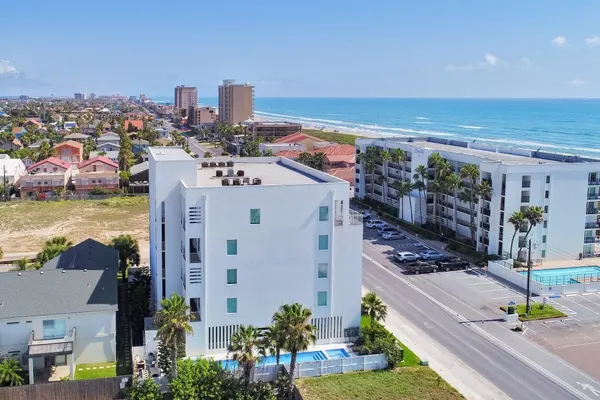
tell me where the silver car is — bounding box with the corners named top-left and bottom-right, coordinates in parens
top-left (382, 231), bottom-right (407, 240)
top-left (394, 251), bottom-right (420, 263)
top-left (418, 250), bottom-right (444, 261)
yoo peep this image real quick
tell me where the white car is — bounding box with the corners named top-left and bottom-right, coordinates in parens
top-left (418, 250), bottom-right (444, 261)
top-left (394, 251), bottom-right (420, 263)
top-left (359, 210), bottom-right (371, 219)
top-left (366, 219), bottom-right (386, 229)
top-left (412, 242), bottom-right (427, 249)
top-left (382, 232), bottom-right (407, 240)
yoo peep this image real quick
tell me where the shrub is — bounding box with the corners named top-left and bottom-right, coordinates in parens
top-left (221, 151), bottom-right (229, 155)
top-left (353, 322), bottom-right (404, 368)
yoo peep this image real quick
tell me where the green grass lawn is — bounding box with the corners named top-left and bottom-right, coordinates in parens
top-left (303, 129), bottom-right (365, 145)
top-left (75, 362), bottom-right (116, 380)
top-left (296, 367), bottom-right (464, 400)
top-left (360, 316), bottom-right (420, 366)
top-left (500, 303), bottom-right (567, 321)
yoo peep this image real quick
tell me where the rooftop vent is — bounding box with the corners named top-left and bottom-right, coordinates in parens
top-left (40, 271), bottom-right (44, 274)
top-left (62, 270), bottom-right (66, 273)
top-left (226, 161), bottom-right (234, 167)
top-left (237, 170), bottom-right (245, 177)
top-left (84, 269), bottom-right (87, 272)
top-left (216, 170), bottom-right (223, 177)
top-left (218, 161), bottom-right (226, 167)
top-left (209, 162), bottom-right (217, 167)
top-left (201, 162), bottom-right (209, 167)
top-left (232, 178), bottom-right (241, 186)
top-left (227, 168), bottom-right (234, 177)
top-left (253, 178), bottom-right (262, 185)
top-left (17, 272), bottom-right (21, 276)
top-left (221, 178), bottom-right (230, 186)
top-left (243, 177), bottom-right (251, 185)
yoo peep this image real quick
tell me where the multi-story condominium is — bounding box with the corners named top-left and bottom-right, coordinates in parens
top-left (54, 140), bottom-right (84, 165)
top-left (74, 156), bottom-right (119, 195)
top-left (189, 106), bottom-right (217, 126)
top-left (248, 121), bottom-right (303, 138)
top-left (74, 92), bottom-right (86, 101)
top-left (174, 85), bottom-right (198, 116)
top-left (355, 136), bottom-right (600, 262)
top-left (21, 157), bottom-right (72, 197)
top-left (218, 79), bottom-right (254, 125)
top-left (146, 147), bottom-right (363, 357)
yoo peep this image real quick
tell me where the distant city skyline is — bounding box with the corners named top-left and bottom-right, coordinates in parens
top-left (2, 0), bottom-right (600, 98)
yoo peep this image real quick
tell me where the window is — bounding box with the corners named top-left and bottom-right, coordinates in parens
top-left (319, 206), bottom-right (329, 221)
top-left (545, 191), bottom-right (549, 199)
top-left (543, 221), bottom-right (548, 228)
top-left (190, 298), bottom-right (201, 321)
top-left (43, 319), bottom-right (66, 339)
top-left (7, 322), bottom-right (19, 325)
top-left (546, 176), bottom-right (550, 184)
top-left (92, 165), bottom-right (97, 172)
top-left (189, 238), bottom-right (201, 263)
top-left (250, 209), bottom-right (261, 224)
top-left (542, 235), bottom-right (547, 243)
top-left (227, 298), bottom-right (237, 314)
top-left (227, 269), bottom-right (237, 284)
top-left (541, 250), bottom-right (546, 258)
top-left (227, 240), bottom-right (238, 255)
top-left (318, 235), bottom-right (328, 250)
top-left (544, 205), bottom-right (548, 213)
top-left (53, 167), bottom-right (57, 172)
top-left (318, 263), bottom-right (328, 278)
top-left (317, 291), bottom-right (328, 306)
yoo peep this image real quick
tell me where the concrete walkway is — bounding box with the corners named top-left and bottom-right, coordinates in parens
top-left (362, 287), bottom-right (510, 400)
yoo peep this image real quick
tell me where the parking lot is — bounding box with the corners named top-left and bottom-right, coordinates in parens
top-left (360, 212), bottom-right (600, 379)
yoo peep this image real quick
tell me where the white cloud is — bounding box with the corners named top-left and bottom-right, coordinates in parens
top-left (520, 57), bottom-right (533, 71)
top-left (445, 53), bottom-right (507, 72)
top-left (551, 36), bottom-right (567, 48)
top-left (586, 36), bottom-right (600, 47)
top-left (566, 79), bottom-right (589, 87)
top-left (0, 60), bottom-right (20, 76)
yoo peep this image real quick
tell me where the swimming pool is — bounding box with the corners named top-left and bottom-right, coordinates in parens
top-left (220, 348), bottom-right (349, 370)
top-left (520, 265), bottom-right (600, 285)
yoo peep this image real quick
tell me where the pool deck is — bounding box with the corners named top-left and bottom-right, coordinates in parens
top-left (206, 342), bottom-right (355, 363)
top-left (530, 258), bottom-right (600, 270)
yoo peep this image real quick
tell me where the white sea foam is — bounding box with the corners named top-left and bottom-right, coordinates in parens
top-left (416, 116), bottom-right (429, 120)
top-left (472, 137), bottom-right (600, 154)
top-left (415, 121), bottom-right (433, 125)
top-left (458, 125), bottom-right (483, 130)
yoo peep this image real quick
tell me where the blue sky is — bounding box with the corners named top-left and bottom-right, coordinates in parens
top-left (1, 0), bottom-right (599, 98)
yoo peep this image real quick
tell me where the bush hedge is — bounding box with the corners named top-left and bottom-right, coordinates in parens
top-left (353, 321), bottom-right (404, 369)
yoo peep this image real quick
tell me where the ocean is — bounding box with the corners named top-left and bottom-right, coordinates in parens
top-left (153, 97), bottom-right (600, 157)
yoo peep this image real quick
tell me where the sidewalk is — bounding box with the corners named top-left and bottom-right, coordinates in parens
top-left (363, 287), bottom-right (510, 400)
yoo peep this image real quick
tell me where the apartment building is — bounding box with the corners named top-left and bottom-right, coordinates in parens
top-left (147, 147), bottom-right (362, 357)
top-left (74, 92), bottom-right (86, 101)
top-left (174, 85), bottom-right (198, 117)
top-left (189, 106), bottom-right (217, 126)
top-left (74, 156), bottom-right (119, 195)
top-left (355, 136), bottom-right (600, 262)
top-left (21, 157), bottom-right (72, 196)
top-left (218, 79), bottom-right (254, 125)
top-left (54, 140), bottom-right (84, 165)
top-left (249, 121), bottom-right (303, 138)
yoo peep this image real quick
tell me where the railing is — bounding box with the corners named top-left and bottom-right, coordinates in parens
top-left (349, 210), bottom-right (363, 225)
top-left (456, 205), bottom-right (474, 215)
top-left (522, 181), bottom-right (531, 188)
top-left (584, 237), bottom-right (600, 244)
top-left (588, 193), bottom-right (600, 200)
top-left (529, 272), bottom-right (600, 286)
top-left (482, 208), bottom-right (491, 216)
top-left (521, 196), bottom-right (530, 203)
top-left (480, 222), bottom-right (490, 231)
top-left (589, 180), bottom-right (600, 186)
top-left (456, 218), bottom-right (472, 227)
top-left (587, 208), bottom-right (599, 215)
top-left (585, 222), bottom-right (600, 229)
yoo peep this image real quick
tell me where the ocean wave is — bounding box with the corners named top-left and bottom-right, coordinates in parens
top-left (472, 137), bottom-right (600, 154)
top-left (415, 121), bottom-right (433, 125)
top-left (416, 116), bottom-right (429, 120)
top-left (255, 111), bottom-right (346, 125)
top-left (458, 125), bottom-right (483, 130)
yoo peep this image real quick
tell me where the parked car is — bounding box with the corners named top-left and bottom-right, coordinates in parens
top-left (366, 219), bottom-right (386, 229)
top-left (382, 231), bottom-right (407, 240)
top-left (378, 226), bottom-right (397, 235)
top-left (404, 261), bottom-right (438, 274)
top-left (394, 251), bottom-right (420, 263)
top-left (358, 210), bottom-right (371, 219)
top-left (418, 250), bottom-right (444, 261)
top-left (435, 258), bottom-right (470, 271)
top-left (412, 242), bottom-right (427, 249)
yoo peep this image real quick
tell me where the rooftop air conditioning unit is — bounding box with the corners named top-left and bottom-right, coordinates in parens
top-left (218, 161), bottom-right (226, 167)
top-left (237, 170), bottom-right (245, 177)
top-left (227, 168), bottom-right (234, 177)
top-left (226, 161), bottom-right (234, 167)
top-left (232, 178), bottom-right (241, 186)
top-left (253, 178), bottom-right (262, 185)
top-left (216, 170), bottom-right (223, 177)
top-left (209, 162), bottom-right (217, 167)
top-left (221, 178), bottom-right (230, 186)
top-left (201, 162), bottom-right (209, 167)
top-left (243, 177), bottom-right (251, 185)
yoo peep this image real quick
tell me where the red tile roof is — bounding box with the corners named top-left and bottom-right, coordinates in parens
top-left (27, 156), bottom-right (70, 171)
top-left (78, 156), bottom-right (119, 170)
top-left (276, 150), bottom-right (303, 159)
top-left (274, 132), bottom-right (325, 144)
top-left (54, 140), bottom-right (84, 149)
top-left (25, 119), bottom-right (42, 127)
top-left (125, 120), bottom-right (143, 130)
top-left (328, 166), bottom-right (355, 184)
top-left (12, 127), bottom-right (23, 134)
top-left (313, 144), bottom-right (355, 156)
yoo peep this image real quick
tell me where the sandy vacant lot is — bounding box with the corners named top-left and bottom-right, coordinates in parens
top-left (0, 197), bottom-right (149, 262)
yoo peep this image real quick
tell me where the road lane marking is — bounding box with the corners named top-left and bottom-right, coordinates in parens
top-left (493, 296), bottom-right (523, 300)
top-left (468, 282), bottom-right (497, 286)
top-left (479, 288), bottom-right (508, 292)
top-left (363, 252), bottom-right (598, 400)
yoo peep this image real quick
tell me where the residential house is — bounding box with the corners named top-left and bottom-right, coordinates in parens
top-left (0, 138), bottom-right (22, 151)
top-left (74, 156), bottom-right (119, 194)
top-left (97, 142), bottom-right (120, 152)
top-left (274, 132), bottom-right (329, 151)
top-left (25, 119), bottom-right (42, 129)
top-left (97, 133), bottom-right (120, 146)
top-left (132, 138), bottom-right (149, 153)
top-left (125, 120), bottom-right (143, 131)
top-left (90, 150), bottom-right (119, 163)
top-left (129, 161), bottom-right (149, 193)
top-left (64, 121), bottom-right (78, 130)
top-left (57, 128), bottom-right (71, 136)
top-left (12, 126), bottom-right (25, 138)
top-left (81, 121), bottom-right (99, 135)
top-left (0, 239), bottom-right (118, 383)
top-left (54, 140), bottom-right (84, 165)
top-left (0, 155), bottom-right (26, 185)
top-left (101, 122), bottom-right (112, 133)
top-left (64, 132), bottom-right (91, 143)
top-left (21, 157), bottom-right (71, 196)
top-left (28, 138), bottom-right (51, 149)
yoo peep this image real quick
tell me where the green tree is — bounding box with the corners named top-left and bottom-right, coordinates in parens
top-left (459, 163), bottom-right (480, 245)
top-left (204, 151), bottom-right (213, 158)
top-left (508, 211), bottom-right (526, 259)
top-left (154, 294), bottom-right (193, 379)
top-left (444, 173), bottom-right (462, 232)
top-left (38, 140), bottom-right (55, 160)
top-left (412, 164), bottom-right (428, 224)
top-left (361, 292), bottom-right (388, 326)
top-left (109, 234), bottom-right (140, 281)
top-left (129, 270), bottom-right (151, 345)
top-left (403, 181), bottom-right (415, 224)
top-left (125, 376), bottom-right (163, 400)
top-left (262, 148), bottom-right (274, 157)
top-left (260, 324), bottom-right (286, 366)
top-left (521, 206), bottom-right (544, 257)
top-left (273, 303), bottom-right (317, 399)
top-left (389, 148), bottom-right (406, 179)
top-left (379, 150), bottom-right (391, 203)
top-left (169, 359), bottom-right (223, 400)
top-left (0, 358), bottom-right (24, 386)
top-left (228, 325), bottom-right (262, 388)
top-left (391, 180), bottom-right (406, 221)
top-left (35, 236), bottom-right (73, 266)
top-left (357, 147), bottom-right (377, 200)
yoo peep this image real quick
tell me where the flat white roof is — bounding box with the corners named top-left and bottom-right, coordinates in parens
top-left (149, 146), bottom-right (192, 161)
top-left (196, 159), bottom-right (335, 187)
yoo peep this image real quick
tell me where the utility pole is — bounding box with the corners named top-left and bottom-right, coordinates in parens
top-left (2, 165), bottom-right (6, 202)
top-left (525, 239), bottom-right (533, 316)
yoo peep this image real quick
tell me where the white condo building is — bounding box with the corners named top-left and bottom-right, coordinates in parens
top-left (355, 136), bottom-right (600, 262)
top-left (147, 147), bottom-right (363, 357)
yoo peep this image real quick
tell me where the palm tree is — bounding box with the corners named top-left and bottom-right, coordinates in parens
top-left (109, 234), bottom-right (141, 282)
top-left (413, 165), bottom-right (428, 224)
top-left (361, 292), bottom-right (388, 326)
top-left (391, 180), bottom-right (406, 220)
top-left (428, 154), bottom-right (445, 227)
top-left (380, 150), bottom-right (392, 204)
top-left (357, 147), bottom-right (377, 201)
top-left (228, 325), bottom-right (261, 388)
top-left (444, 173), bottom-right (462, 232)
top-left (154, 294), bottom-right (193, 379)
top-left (389, 148), bottom-right (406, 179)
top-left (36, 236), bottom-right (73, 265)
top-left (404, 181), bottom-right (415, 224)
top-left (0, 358), bottom-right (24, 386)
top-left (475, 180), bottom-right (493, 249)
top-left (521, 206), bottom-right (544, 257)
top-left (508, 211), bottom-right (526, 259)
top-left (273, 303), bottom-right (317, 399)
top-left (260, 324), bottom-right (286, 366)
top-left (460, 163), bottom-right (480, 246)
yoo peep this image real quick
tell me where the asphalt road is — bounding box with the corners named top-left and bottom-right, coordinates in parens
top-left (363, 256), bottom-right (584, 400)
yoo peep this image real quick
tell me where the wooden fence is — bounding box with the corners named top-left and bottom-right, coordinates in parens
top-left (0, 376), bottom-right (130, 400)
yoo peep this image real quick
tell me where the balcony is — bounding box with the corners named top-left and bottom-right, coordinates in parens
top-left (589, 180), bottom-right (600, 186)
top-left (584, 237), bottom-right (600, 244)
top-left (456, 205), bottom-right (474, 215)
top-left (521, 196), bottom-right (530, 203)
top-left (349, 210), bottom-right (363, 225)
top-left (588, 193), bottom-right (600, 200)
top-left (587, 208), bottom-right (599, 215)
top-left (585, 222), bottom-right (600, 229)
top-left (481, 208), bottom-right (491, 216)
top-left (28, 328), bottom-right (75, 358)
top-left (480, 222), bottom-right (490, 231)
top-left (522, 181), bottom-right (531, 188)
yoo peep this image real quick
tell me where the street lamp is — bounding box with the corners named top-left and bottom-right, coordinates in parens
top-left (525, 239), bottom-right (539, 316)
